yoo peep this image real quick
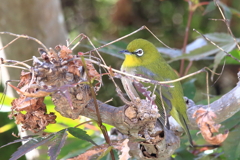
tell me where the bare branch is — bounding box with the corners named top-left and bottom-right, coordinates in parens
top-left (213, 0), bottom-right (240, 50)
top-left (0, 32), bottom-right (49, 52)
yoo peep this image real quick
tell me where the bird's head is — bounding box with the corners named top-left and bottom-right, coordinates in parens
top-left (121, 39), bottom-right (162, 67)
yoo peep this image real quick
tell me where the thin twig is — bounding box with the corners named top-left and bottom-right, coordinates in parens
top-left (159, 86), bottom-right (167, 126)
top-left (184, 60), bottom-right (193, 76)
top-left (85, 25), bottom-right (172, 55)
top-left (80, 56), bottom-right (115, 160)
top-left (74, 120), bottom-right (96, 128)
top-left (205, 70), bottom-right (210, 108)
top-left (0, 32), bottom-right (49, 52)
top-left (89, 59), bottom-right (207, 85)
top-left (1, 59), bottom-right (31, 69)
top-left (180, 9), bottom-right (194, 76)
top-left (0, 64), bottom-right (29, 71)
top-left (214, 0), bottom-right (240, 50)
top-left (0, 37), bottom-right (21, 51)
top-left (193, 29), bottom-right (240, 62)
top-left (143, 26), bottom-right (172, 49)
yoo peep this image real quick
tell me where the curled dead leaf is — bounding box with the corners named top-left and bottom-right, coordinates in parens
top-left (9, 83), bottom-right (51, 98)
top-left (59, 45), bottom-right (73, 59)
top-left (193, 108), bottom-right (229, 145)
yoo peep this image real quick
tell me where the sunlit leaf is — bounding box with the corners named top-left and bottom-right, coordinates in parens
top-left (68, 127), bottom-right (98, 146)
top-left (0, 122), bottom-right (15, 133)
top-left (0, 93), bottom-right (14, 106)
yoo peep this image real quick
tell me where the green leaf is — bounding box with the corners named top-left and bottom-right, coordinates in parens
top-left (169, 33), bottom-right (236, 62)
top-left (48, 129), bottom-right (68, 160)
top-left (97, 146), bottom-right (113, 160)
top-left (182, 79), bottom-right (196, 99)
top-left (222, 124), bottom-right (240, 160)
top-left (68, 127), bottom-right (98, 146)
top-left (169, 43), bottom-right (218, 62)
top-left (174, 146), bottom-right (195, 160)
top-left (203, 1), bottom-right (216, 15)
top-left (220, 49), bottom-right (240, 65)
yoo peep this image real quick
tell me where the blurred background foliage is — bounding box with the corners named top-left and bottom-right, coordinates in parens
top-left (1, 0), bottom-right (240, 159)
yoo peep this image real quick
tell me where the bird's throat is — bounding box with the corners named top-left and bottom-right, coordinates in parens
top-left (122, 55), bottom-right (143, 67)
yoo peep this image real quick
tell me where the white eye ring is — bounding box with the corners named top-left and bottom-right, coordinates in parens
top-left (135, 49), bottom-right (144, 57)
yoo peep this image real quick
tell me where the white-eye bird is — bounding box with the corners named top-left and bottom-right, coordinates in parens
top-left (120, 39), bottom-right (193, 145)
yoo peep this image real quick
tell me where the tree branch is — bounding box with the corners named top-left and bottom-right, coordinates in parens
top-left (187, 73), bottom-right (240, 129)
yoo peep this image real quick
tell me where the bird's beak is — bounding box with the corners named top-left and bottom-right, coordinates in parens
top-left (119, 50), bottom-right (132, 55)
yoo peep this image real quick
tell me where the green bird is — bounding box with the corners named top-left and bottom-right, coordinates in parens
top-left (120, 39), bottom-right (193, 145)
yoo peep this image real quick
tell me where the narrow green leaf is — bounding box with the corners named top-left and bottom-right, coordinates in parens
top-left (97, 146), bottom-right (113, 160)
top-left (48, 129), bottom-right (68, 160)
top-left (68, 127), bottom-right (98, 146)
top-left (10, 134), bottom-right (55, 160)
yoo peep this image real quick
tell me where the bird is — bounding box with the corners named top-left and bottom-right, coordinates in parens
top-left (120, 38), bottom-right (193, 146)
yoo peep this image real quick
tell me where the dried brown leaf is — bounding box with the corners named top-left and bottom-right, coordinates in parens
top-left (193, 108), bottom-right (229, 145)
top-left (17, 71), bottom-right (32, 88)
top-left (119, 139), bottom-right (131, 160)
top-left (59, 45), bottom-right (73, 59)
top-left (67, 64), bottom-right (81, 77)
top-left (9, 83), bottom-right (51, 98)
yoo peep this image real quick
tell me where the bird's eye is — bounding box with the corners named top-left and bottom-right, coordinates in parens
top-left (135, 49), bottom-right (144, 57)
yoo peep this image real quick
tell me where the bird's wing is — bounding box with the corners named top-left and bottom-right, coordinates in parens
top-left (132, 66), bottom-right (173, 128)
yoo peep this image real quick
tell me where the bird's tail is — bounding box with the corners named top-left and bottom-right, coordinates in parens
top-left (180, 115), bottom-right (193, 146)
